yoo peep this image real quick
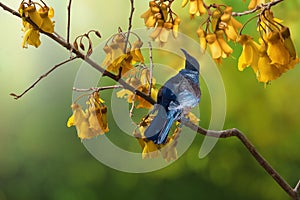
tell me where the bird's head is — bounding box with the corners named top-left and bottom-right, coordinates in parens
top-left (181, 48), bottom-right (200, 72)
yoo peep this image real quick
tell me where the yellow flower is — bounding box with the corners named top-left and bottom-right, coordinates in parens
top-left (142, 140), bottom-right (160, 159)
top-left (172, 17), bottom-right (181, 38)
top-left (67, 92), bottom-right (109, 140)
top-left (247, 0), bottom-right (265, 10)
top-left (215, 30), bottom-right (233, 58)
top-left (116, 77), bottom-right (141, 103)
top-left (206, 33), bottom-right (222, 64)
top-left (150, 20), bottom-right (172, 46)
top-left (197, 27), bottom-right (207, 53)
top-left (141, 1), bottom-right (160, 28)
top-left (266, 31), bottom-right (290, 66)
top-left (257, 44), bottom-right (282, 83)
top-left (281, 27), bottom-right (296, 59)
top-left (159, 128), bottom-right (180, 162)
top-left (182, 0), bottom-right (206, 18)
top-left (87, 92), bottom-right (109, 133)
top-left (38, 6), bottom-right (55, 33)
top-left (237, 34), bottom-right (260, 72)
top-left (19, 2), bottom-right (55, 48)
top-left (135, 115), bottom-right (180, 162)
top-left (131, 40), bottom-right (144, 63)
top-left (21, 5), bottom-right (43, 27)
top-left (68, 103), bottom-right (97, 140)
top-left (116, 69), bottom-right (158, 109)
top-left (102, 34), bottom-right (144, 77)
top-left (102, 45), bottom-right (113, 67)
top-left (21, 23), bottom-right (41, 48)
top-left (219, 6), bottom-right (242, 41)
top-left (106, 51), bottom-right (135, 77)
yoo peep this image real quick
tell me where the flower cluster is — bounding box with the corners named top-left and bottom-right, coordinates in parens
top-left (134, 115), bottom-right (180, 162)
top-left (238, 10), bottom-right (299, 83)
top-left (134, 112), bottom-right (199, 161)
top-left (67, 92), bottom-right (109, 140)
top-left (102, 32), bottom-right (144, 77)
top-left (19, 0), bottom-right (54, 48)
top-left (141, 1), bottom-right (181, 46)
top-left (197, 6), bottom-right (242, 63)
top-left (117, 68), bottom-right (158, 109)
top-left (181, 0), bottom-right (206, 18)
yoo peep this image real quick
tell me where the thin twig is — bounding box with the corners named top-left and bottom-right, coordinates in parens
top-left (1, 3), bottom-right (299, 200)
top-left (10, 56), bottom-right (78, 100)
top-left (67, 0), bottom-right (72, 45)
top-left (72, 85), bottom-right (123, 92)
top-left (129, 96), bottom-right (135, 118)
top-left (232, 0), bottom-right (284, 17)
top-left (123, 0), bottom-right (135, 53)
top-left (148, 41), bottom-right (153, 96)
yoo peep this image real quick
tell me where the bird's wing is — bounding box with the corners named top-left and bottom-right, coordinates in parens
top-left (143, 104), bottom-right (168, 143)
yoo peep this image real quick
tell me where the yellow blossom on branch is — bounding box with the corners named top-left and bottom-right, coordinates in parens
top-left (116, 69), bottom-right (158, 109)
top-left (237, 34), bottom-right (260, 73)
top-left (102, 33), bottom-right (144, 77)
top-left (219, 6), bottom-right (243, 42)
top-left (19, 1), bottom-right (55, 48)
top-left (134, 116), bottom-right (182, 162)
top-left (67, 92), bottom-right (109, 140)
top-left (182, 0), bottom-right (206, 18)
top-left (141, 1), bottom-right (181, 46)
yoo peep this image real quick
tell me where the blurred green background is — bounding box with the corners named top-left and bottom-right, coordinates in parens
top-left (1, 0), bottom-right (300, 199)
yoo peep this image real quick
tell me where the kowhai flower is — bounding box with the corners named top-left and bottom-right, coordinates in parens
top-left (116, 69), bottom-right (158, 109)
top-left (219, 6), bottom-right (242, 42)
top-left (134, 116), bottom-right (181, 161)
top-left (67, 92), bottom-right (109, 140)
top-left (142, 1), bottom-right (181, 45)
top-left (19, 1), bottom-right (54, 48)
top-left (102, 34), bottom-right (144, 77)
top-left (182, 0), bottom-right (206, 18)
top-left (237, 34), bottom-right (260, 73)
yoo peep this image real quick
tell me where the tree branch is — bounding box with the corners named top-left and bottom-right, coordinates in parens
top-left (67, 0), bottom-right (72, 44)
top-left (0, 2), bottom-right (298, 200)
top-left (148, 41), bottom-right (153, 96)
top-left (123, 0), bottom-right (135, 53)
top-left (72, 85), bottom-right (123, 92)
top-left (185, 121), bottom-right (299, 200)
top-left (10, 56), bottom-right (78, 100)
top-left (232, 0), bottom-right (284, 17)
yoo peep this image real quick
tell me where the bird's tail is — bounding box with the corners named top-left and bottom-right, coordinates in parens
top-left (157, 109), bottom-right (181, 144)
top-left (144, 105), bottom-right (180, 144)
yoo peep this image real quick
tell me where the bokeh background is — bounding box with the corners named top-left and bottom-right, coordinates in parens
top-left (1, 0), bottom-right (300, 199)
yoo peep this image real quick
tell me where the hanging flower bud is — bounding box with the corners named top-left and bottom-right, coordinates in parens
top-left (266, 31), bottom-right (290, 65)
top-left (159, 22), bottom-right (173, 45)
top-left (237, 34), bottom-right (260, 72)
top-left (280, 27), bottom-right (296, 59)
top-left (131, 40), bottom-right (144, 63)
top-left (216, 30), bottom-right (233, 58)
top-left (38, 6), bottom-right (55, 33)
top-left (172, 17), bottom-right (181, 38)
top-left (206, 33), bottom-right (222, 63)
top-left (197, 27), bottom-right (207, 53)
top-left (211, 10), bottom-right (222, 33)
top-left (220, 7), bottom-right (242, 42)
top-left (150, 19), bottom-right (164, 40)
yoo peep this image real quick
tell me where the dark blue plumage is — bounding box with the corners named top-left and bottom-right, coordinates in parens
top-left (144, 49), bottom-right (201, 144)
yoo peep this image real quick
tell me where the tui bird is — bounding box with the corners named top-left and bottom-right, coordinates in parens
top-left (144, 48), bottom-right (201, 144)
